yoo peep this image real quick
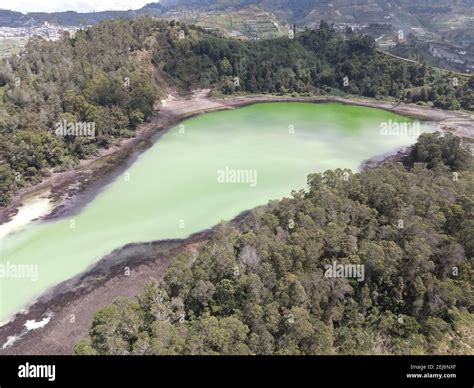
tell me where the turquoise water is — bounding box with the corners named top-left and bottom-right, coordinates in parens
top-left (0, 102), bottom-right (432, 322)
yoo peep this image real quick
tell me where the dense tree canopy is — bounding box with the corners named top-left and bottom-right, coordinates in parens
top-left (0, 18), bottom-right (160, 205)
top-left (406, 132), bottom-right (472, 171)
top-left (0, 17), bottom-right (472, 206)
top-left (76, 135), bottom-right (473, 355)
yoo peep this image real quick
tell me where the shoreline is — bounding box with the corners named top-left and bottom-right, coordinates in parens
top-left (0, 231), bottom-right (210, 354)
top-left (0, 209), bottom-right (252, 355)
top-left (0, 92), bottom-right (473, 354)
top-left (1, 92), bottom-right (473, 228)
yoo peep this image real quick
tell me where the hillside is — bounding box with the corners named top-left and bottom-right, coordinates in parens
top-left (75, 133), bottom-right (474, 355)
top-left (0, 18), bottom-right (472, 207)
top-left (160, 0), bottom-right (473, 24)
top-left (2, 0), bottom-right (472, 28)
top-left (2, 0), bottom-right (473, 56)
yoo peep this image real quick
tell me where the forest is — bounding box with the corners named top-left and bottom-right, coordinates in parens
top-left (0, 17), bottom-right (472, 206)
top-left (75, 133), bottom-right (473, 355)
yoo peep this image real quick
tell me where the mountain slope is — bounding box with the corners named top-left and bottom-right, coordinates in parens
top-left (75, 133), bottom-right (474, 355)
top-left (0, 18), bottom-right (472, 206)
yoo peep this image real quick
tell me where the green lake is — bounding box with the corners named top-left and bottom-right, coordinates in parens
top-left (0, 102), bottom-right (433, 322)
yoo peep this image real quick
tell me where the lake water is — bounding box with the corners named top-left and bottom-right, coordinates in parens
top-left (0, 102), bottom-right (432, 322)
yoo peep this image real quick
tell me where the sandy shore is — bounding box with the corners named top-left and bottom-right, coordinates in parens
top-left (0, 188), bottom-right (53, 239)
top-left (0, 91), bottom-right (472, 355)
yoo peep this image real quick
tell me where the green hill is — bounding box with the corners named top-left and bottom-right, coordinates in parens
top-left (76, 133), bottom-right (474, 355)
top-left (0, 18), bottom-right (472, 206)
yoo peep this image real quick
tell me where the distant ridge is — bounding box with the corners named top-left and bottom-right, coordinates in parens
top-left (0, 4), bottom-right (163, 27)
top-left (1, 0), bottom-right (472, 27)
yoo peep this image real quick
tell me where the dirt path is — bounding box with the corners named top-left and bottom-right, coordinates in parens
top-left (375, 49), bottom-right (471, 78)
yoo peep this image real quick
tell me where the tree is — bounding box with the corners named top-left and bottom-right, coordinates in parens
top-left (406, 132), bottom-right (471, 170)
